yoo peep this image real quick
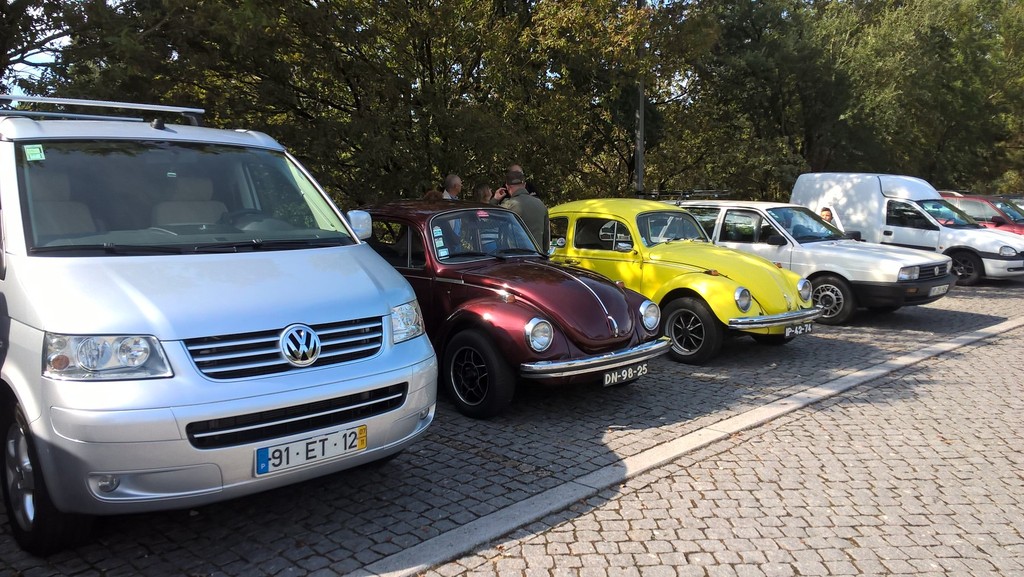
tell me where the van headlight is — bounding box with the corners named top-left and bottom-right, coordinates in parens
top-left (44, 333), bottom-right (172, 380)
top-left (797, 279), bottom-right (813, 302)
top-left (525, 318), bottom-right (553, 352)
top-left (898, 266), bottom-right (920, 281)
top-left (640, 300), bottom-right (660, 331)
top-left (999, 246), bottom-right (1017, 257)
top-left (392, 300), bottom-right (425, 344)
top-left (734, 288), bottom-right (752, 312)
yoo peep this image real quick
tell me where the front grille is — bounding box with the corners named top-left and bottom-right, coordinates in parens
top-left (185, 318), bottom-right (384, 379)
top-left (186, 383), bottom-right (408, 449)
top-left (913, 262), bottom-right (950, 281)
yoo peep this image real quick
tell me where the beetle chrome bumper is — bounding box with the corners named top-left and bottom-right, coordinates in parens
top-left (727, 306), bottom-right (822, 330)
top-left (519, 337), bottom-right (671, 379)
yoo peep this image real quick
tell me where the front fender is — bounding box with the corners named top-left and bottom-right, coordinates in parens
top-left (438, 297), bottom-right (571, 367)
top-left (652, 272), bottom-right (745, 326)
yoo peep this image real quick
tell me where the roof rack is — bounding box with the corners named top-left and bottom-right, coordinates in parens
top-left (0, 95), bottom-right (205, 126)
top-left (635, 189), bottom-right (735, 201)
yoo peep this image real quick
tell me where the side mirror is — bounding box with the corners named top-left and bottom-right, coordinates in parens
top-left (766, 234), bottom-right (787, 246)
top-left (346, 210), bottom-right (373, 240)
top-left (991, 215), bottom-right (1009, 226)
top-left (842, 230), bottom-right (863, 241)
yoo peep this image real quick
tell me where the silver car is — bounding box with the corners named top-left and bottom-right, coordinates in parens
top-left (0, 96), bottom-right (437, 555)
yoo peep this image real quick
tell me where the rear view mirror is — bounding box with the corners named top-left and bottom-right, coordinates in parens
top-left (346, 210), bottom-right (373, 240)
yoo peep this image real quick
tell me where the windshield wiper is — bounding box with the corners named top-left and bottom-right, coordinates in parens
top-left (30, 243), bottom-right (187, 255)
top-left (193, 238), bottom-right (347, 253)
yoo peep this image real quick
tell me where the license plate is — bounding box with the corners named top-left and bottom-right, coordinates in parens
top-left (255, 425), bottom-right (367, 476)
top-left (603, 361), bottom-right (648, 386)
top-left (785, 323), bottom-right (813, 337)
top-left (929, 284), bottom-right (950, 296)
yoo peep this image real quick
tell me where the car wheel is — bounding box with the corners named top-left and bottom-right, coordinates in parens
top-left (443, 329), bottom-right (516, 419)
top-left (2, 403), bottom-right (93, 556)
top-left (661, 297), bottom-right (723, 365)
top-left (812, 274), bottom-right (856, 325)
top-left (951, 251), bottom-right (983, 286)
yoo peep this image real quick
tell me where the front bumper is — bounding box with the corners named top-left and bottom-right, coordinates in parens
top-left (519, 337), bottom-right (670, 380)
top-left (727, 306), bottom-right (822, 330)
top-left (853, 273), bottom-right (956, 308)
top-left (36, 353), bottom-right (437, 515)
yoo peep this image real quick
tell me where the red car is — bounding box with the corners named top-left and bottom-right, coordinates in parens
top-left (365, 201), bottom-right (669, 418)
top-left (939, 191), bottom-right (1024, 235)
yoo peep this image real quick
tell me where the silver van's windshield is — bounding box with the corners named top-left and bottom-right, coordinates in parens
top-left (17, 140), bottom-right (354, 254)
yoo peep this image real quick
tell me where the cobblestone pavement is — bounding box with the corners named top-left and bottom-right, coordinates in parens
top-left (2, 278), bottom-right (1022, 576)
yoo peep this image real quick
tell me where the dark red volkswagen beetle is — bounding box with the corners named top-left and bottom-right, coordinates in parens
top-left (365, 201), bottom-right (669, 418)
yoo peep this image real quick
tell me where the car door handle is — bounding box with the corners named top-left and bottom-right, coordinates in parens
top-left (564, 258), bottom-right (580, 265)
top-left (883, 230), bottom-right (893, 236)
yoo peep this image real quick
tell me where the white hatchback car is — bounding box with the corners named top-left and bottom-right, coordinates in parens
top-left (673, 200), bottom-right (955, 324)
top-left (0, 96), bottom-right (437, 555)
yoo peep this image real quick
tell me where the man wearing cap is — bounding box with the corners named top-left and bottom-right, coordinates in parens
top-left (493, 164), bottom-right (549, 252)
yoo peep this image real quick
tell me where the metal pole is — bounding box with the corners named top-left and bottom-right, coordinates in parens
top-left (635, 0), bottom-right (646, 196)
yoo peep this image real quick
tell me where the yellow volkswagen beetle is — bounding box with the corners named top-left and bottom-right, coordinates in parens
top-left (549, 199), bottom-right (822, 364)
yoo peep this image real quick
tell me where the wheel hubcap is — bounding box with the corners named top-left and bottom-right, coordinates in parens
top-left (812, 285), bottom-right (844, 318)
top-left (4, 421), bottom-right (36, 531)
top-left (669, 310), bottom-right (704, 355)
top-left (449, 347), bottom-right (489, 406)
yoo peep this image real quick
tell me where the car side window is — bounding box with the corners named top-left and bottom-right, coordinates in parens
top-left (954, 199), bottom-right (997, 222)
top-left (682, 207), bottom-right (720, 238)
top-left (721, 210), bottom-right (760, 243)
top-left (886, 200), bottom-right (932, 229)
top-left (550, 216), bottom-right (569, 249)
top-left (575, 217), bottom-right (630, 251)
top-left (368, 220), bottom-right (425, 268)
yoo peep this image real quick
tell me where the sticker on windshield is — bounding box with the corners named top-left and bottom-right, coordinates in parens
top-left (432, 226), bottom-right (444, 238)
top-left (438, 248), bottom-right (449, 257)
top-left (434, 237), bottom-right (445, 248)
top-left (23, 145), bottom-right (45, 161)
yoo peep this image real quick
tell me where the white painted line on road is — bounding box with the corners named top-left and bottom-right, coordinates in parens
top-left (353, 316), bottom-right (1024, 577)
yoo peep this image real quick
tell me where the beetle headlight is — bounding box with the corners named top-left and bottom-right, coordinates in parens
top-left (797, 279), bottom-right (813, 302)
top-left (525, 318), bottom-right (553, 352)
top-left (734, 287), bottom-right (752, 312)
top-left (44, 333), bottom-right (171, 380)
top-left (640, 300), bottom-right (660, 331)
top-left (392, 300), bottom-right (425, 344)
top-left (898, 266), bottom-right (920, 281)
top-left (999, 246), bottom-right (1017, 257)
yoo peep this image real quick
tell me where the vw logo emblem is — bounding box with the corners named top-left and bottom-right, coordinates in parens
top-left (280, 324), bottom-right (321, 367)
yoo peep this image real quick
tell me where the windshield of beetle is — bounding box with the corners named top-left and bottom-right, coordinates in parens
top-left (430, 208), bottom-right (540, 261)
top-left (636, 210), bottom-right (708, 246)
top-left (916, 199), bottom-right (981, 228)
top-left (766, 206), bottom-right (844, 242)
top-left (17, 140), bottom-right (353, 254)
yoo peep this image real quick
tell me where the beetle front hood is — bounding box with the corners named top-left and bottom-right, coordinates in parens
top-left (647, 241), bottom-right (804, 312)
top-left (11, 245), bottom-right (413, 339)
top-left (456, 259), bottom-right (637, 351)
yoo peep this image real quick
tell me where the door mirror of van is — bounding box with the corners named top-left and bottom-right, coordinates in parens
top-left (765, 234), bottom-right (787, 246)
top-left (346, 210), bottom-right (373, 240)
top-left (843, 230), bottom-right (863, 241)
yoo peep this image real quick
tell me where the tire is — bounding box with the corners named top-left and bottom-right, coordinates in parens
top-left (951, 251), bottom-right (983, 286)
top-left (2, 403), bottom-right (93, 556)
top-left (661, 297), bottom-right (723, 365)
top-left (811, 274), bottom-right (856, 325)
top-left (443, 330), bottom-right (516, 419)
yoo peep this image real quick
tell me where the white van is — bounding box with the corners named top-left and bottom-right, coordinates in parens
top-left (790, 173), bottom-right (1024, 285)
top-left (0, 96), bottom-right (437, 555)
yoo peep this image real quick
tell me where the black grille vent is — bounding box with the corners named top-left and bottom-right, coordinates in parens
top-left (185, 318), bottom-right (384, 379)
top-left (912, 262), bottom-right (950, 281)
top-left (186, 383), bottom-right (408, 449)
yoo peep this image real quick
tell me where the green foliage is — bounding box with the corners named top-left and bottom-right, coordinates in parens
top-left (6, 0), bottom-right (1024, 200)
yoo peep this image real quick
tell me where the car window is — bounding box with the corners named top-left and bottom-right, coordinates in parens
top-left (992, 199), bottom-right (1024, 222)
top-left (430, 208), bottom-right (537, 261)
top-left (721, 211), bottom-right (759, 243)
top-left (368, 220), bottom-right (426, 268)
top-left (676, 207), bottom-right (719, 238)
top-left (574, 217), bottom-right (628, 251)
top-left (950, 199), bottom-right (998, 221)
top-left (636, 210), bottom-right (706, 245)
top-left (765, 206), bottom-right (843, 242)
top-left (916, 199), bottom-right (978, 228)
top-left (18, 140), bottom-right (353, 252)
top-left (887, 200), bottom-right (936, 229)
top-left (550, 216), bottom-right (569, 249)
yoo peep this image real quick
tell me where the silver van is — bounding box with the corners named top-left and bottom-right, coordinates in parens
top-left (0, 96), bottom-right (437, 554)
